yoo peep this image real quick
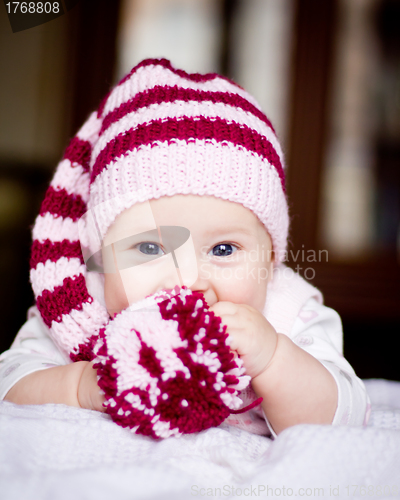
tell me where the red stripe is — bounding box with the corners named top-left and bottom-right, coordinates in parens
top-left (115, 58), bottom-right (241, 95)
top-left (139, 339), bottom-right (163, 378)
top-left (63, 136), bottom-right (92, 172)
top-left (39, 186), bottom-right (87, 221)
top-left (91, 117), bottom-right (285, 191)
top-left (36, 275), bottom-right (91, 327)
top-left (100, 86), bottom-right (275, 136)
top-left (30, 239), bottom-right (84, 269)
top-left (72, 334), bottom-right (98, 362)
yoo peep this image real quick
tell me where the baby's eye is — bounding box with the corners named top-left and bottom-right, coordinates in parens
top-left (136, 242), bottom-right (164, 256)
top-left (210, 243), bottom-right (237, 257)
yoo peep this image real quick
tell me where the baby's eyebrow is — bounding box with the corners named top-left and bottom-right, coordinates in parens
top-left (204, 226), bottom-right (255, 238)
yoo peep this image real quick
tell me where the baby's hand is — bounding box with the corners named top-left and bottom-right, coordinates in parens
top-left (209, 302), bottom-right (278, 379)
top-left (77, 361), bottom-right (106, 412)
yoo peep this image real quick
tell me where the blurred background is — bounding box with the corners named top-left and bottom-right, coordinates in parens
top-left (0, 0), bottom-right (399, 380)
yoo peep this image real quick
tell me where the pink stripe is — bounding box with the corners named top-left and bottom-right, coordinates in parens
top-left (56, 300), bottom-right (108, 349)
top-left (92, 99), bottom-right (283, 168)
top-left (91, 117), bottom-right (285, 191)
top-left (92, 329), bottom-right (156, 437)
top-left (115, 58), bottom-right (240, 96)
top-left (100, 86), bottom-right (275, 137)
top-left (32, 213), bottom-right (80, 243)
top-left (75, 112), bottom-right (102, 143)
top-left (63, 136), bottom-right (92, 172)
top-left (36, 275), bottom-right (91, 327)
top-left (39, 186), bottom-right (87, 222)
top-left (50, 159), bottom-right (90, 202)
top-left (100, 62), bottom-right (259, 121)
top-left (30, 240), bottom-right (83, 269)
top-left (30, 258), bottom-right (86, 296)
top-left (50, 319), bottom-right (85, 357)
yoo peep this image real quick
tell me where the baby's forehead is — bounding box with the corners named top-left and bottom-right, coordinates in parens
top-left (103, 194), bottom-right (269, 245)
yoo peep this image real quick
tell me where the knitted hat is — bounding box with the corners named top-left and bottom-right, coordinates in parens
top-left (87, 59), bottom-right (288, 252)
top-left (30, 57), bottom-right (289, 361)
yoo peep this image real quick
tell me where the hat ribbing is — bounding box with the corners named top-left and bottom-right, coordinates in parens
top-left (30, 57), bottom-right (289, 361)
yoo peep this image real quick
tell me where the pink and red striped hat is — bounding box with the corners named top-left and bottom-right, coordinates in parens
top-left (30, 58), bottom-right (289, 359)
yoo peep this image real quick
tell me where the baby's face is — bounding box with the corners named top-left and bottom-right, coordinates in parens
top-left (102, 195), bottom-right (273, 316)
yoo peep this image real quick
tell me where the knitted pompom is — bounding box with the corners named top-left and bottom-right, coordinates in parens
top-left (93, 287), bottom-right (251, 439)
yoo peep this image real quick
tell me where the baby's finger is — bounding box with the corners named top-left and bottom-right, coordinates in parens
top-left (209, 301), bottom-right (238, 317)
top-left (210, 309), bottom-right (236, 332)
top-left (215, 311), bottom-right (249, 334)
top-left (225, 327), bottom-right (250, 353)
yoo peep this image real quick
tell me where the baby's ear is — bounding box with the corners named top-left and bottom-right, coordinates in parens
top-left (265, 243), bottom-right (275, 265)
top-left (270, 249), bottom-right (275, 262)
top-left (268, 258), bottom-right (274, 283)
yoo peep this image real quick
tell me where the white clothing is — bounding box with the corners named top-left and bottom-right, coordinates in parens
top-left (0, 298), bottom-right (370, 437)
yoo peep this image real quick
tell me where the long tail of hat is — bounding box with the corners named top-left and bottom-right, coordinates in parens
top-left (30, 111), bottom-right (109, 360)
top-left (26, 58), bottom-right (277, 437)
top-left (28, 57), bottom-right (288, 361)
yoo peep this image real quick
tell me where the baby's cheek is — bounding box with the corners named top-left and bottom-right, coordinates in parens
top-left (243, 279), bottom-right (267, 313)
top-left (247, 264), bottom-right (269, 311)
top-left (223, 266), bottom-right (267, 312)
top-left (103, 273), bottom-right (129, 315)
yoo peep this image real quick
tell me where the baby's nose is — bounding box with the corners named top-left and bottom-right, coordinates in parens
top-left (188, 265), bottom-right (219, 306)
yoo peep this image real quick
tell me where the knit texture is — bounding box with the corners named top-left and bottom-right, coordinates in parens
top-left (29, 58), bottom-right (289, 436)
top-left (93, 287), bottom-right (250, 438)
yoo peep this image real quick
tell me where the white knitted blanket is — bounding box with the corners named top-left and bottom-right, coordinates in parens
top-left (1, 379), bottom-right (399, 500)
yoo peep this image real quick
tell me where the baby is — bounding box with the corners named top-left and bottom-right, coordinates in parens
top-left (0, 59), bottom-right (369, 437)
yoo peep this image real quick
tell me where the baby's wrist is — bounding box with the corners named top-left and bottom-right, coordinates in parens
top-left (251, 331), bottom-right (281, 381)
top-left (77, 361), bottom-right (105, 412)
